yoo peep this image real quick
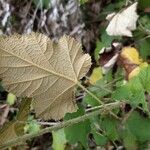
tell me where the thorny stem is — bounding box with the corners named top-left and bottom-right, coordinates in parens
top-left (0, 101), bottom-right (122, 149)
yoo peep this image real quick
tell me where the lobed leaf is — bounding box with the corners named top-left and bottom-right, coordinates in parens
top-left (0, 32), bottom-right (91, 120)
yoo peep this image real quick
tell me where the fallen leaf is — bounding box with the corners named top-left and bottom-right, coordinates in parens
top-left (0, 32), bottom-right (91, 120)
top-left (121, 47), bottom-right (142, 65)
top-left (0, 99), bottom-right (31, 148)
top-left (106, 2), bottom-right (139, 37)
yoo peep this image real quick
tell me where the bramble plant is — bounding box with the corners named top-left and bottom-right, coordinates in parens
top-left (1, 0), bottom-right (150, 150)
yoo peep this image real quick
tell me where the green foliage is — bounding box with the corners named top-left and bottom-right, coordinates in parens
top-left (100, 116), bottom-right (119, 141)
top-left (126, 111), bottom-right (150, 142)
top-left (33, 0), bottom-right (50, 9)
top-left (138, 66), bottom-right (150, 92)
top-left (6, 93), bottom-right (16, 105)
top-left (138, 38), bottom-right (150, 60)
top-left (84, 78), bottom-right (112, 106)
top-left (138, 0), bottom-right (150, 9)
top-left (52, 129), bottom-right (67, 150)
top-left (94, 40), bottom-right (104, 63)
top-left (112, 67), bottom-right (150, 112)
top-left (24, 116), bottom-right (41, 134)
top-left (1, 0), bottom-right (150, 149)
top-left (79, 0), bottom-right (88, 5)
top-left (64, 106), bottom-right (91, 148)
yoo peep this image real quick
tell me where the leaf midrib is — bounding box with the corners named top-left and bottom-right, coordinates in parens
top-left (1, 47), bottom-right (77, 83)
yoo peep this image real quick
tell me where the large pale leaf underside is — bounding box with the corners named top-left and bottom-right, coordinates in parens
top-left (0, 33), bottom-right (91, 120)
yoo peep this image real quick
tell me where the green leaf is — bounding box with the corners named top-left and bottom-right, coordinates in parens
top-left (94, 40), bottom-right (104, 62)
top-left (92, 130), bottom-right (108, 146)
top-left (79, 0), bottom-right (88, 5)
top-left (127, 77), bottom-right (148, 111)
top-left (138, 0), bottom-right (150, 9)
top-left (91, 120), bottom-right (108, 146)
top-left (126, 111), bottom-right (150, 142)
top-left (112, 76), bottom-right (148, 111)
top-left (112, 85), bottom-right (132, 101)
top-left (24, 117), bottom-right (41, 134)
top-left (138, 66), bottom-right (150, 92)
top-left (33, 0), bottom-right (50, 9)
top-left (101, 31), bottom-right (115, 47)
top-left (52, 129), bottom-right (67, 150)
top-left (138, 38), bottom-right (150, 60)
top-left (64, 106), bottom-right (91, 148)
top-left (84, 79), bottom-right (111, 106)
top-left (6, 93), bottom-right (16, 105)
top-left (120, 128), bottom-right (137, 150)
top-left (100, 116), bottom-right (119, 141)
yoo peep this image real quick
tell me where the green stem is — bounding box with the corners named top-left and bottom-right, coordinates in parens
top-left (77, 82), bottom-right (120, 120)
top-left (0, 101), bottom-right (122, 149)
top-left (77, 82), bottom-right (104, 105)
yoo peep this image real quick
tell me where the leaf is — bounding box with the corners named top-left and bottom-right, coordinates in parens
top-left (94, 40), bottom-right (104, 63)
top-left (138, 38), bottom-right (150, 60)
top-left (100, 116), bottom-right (119, 141)
top-left (0, 121), bottom-right (22, 147)
top-left (91, 118), bottom-right (108, 146)
top-left (92, 131), bottom-right (108, 146)
top-left (64, 106), bottom-right (91, 149)
top-left (6, 93), bottom-right (16, 105)
top-left (52, 129), bottom-right (67, 150)
top-left (121, 47), bottom-right (142, 65)
top-left (138, 0), bottom-right (150, 9)
top-left (0, 32), bottom-right (91, 120)
top-left (33, 0), bottom-right (50, 9)
top-left (106, 2), bottom-right (139, 37)
top-left (89, 67), bottom-right (102, 85)
top-left (84, 79), bottom-right (111, 106)
top-left (138, 66), bottom-right (150, 92)
top-left (24, 117), bottom-right (41, 134)
top-left (126, 111), bottom-right (150, 142)
top-left (112, 85), bottom-right (132, 101)
top-left (0, 99), bottom-right (31, 147)
top-left (120, 127), bottom-right (137, 150)
top-left (112, 77), bottom-right (148, 111)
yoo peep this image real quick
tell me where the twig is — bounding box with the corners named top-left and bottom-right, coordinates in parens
top-left (0, 101), bottom-right (122, 149)
top-left (77, 82), bottom-right (121, 120)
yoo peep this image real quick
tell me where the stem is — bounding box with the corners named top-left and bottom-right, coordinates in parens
top-left (77, 82), bottom-right (104, 105)
top-left (77, 82), bottom-right (120, 120)
top-left (0, 101), bottom-right (122, 149)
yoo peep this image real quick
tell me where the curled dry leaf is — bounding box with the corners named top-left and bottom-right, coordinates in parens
top-left (106, 2), bottom-right (139, 37)
top-left (0, 32), bottom-right (91, 120)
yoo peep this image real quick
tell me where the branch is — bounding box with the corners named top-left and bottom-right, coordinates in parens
top-left (77, 82), bottom-right (121, 120)
top-left (0, 101), bottom-right (122, 149)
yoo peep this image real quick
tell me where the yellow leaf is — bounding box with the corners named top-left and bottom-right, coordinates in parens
top-left (128, 67), bottom-right (140, 79)
top-left (0, 33), bottom-right (91, 120)
top-left (89, 68), bottom-right (102, 84)
top-left (121, 47), bottom-right (143, 65)
top-left (128, 62), bottom-right (148, 79)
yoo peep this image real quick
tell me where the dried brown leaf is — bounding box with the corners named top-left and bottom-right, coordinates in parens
top-left (0, 32), bottom-right (91, 120)
top-left (0, 99), bottom-right (31, 147)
